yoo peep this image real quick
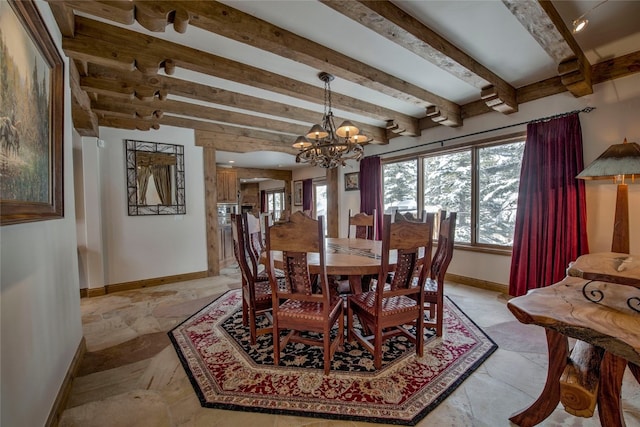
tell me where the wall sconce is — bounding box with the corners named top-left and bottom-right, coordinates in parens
top-left (577, 138), bottom-right (640, 253)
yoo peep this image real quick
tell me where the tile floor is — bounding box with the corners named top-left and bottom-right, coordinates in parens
top-left (59, 270), bottom-right (639, 426)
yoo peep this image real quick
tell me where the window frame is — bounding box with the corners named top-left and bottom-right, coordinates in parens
top-left (381, 132), bottom-right (525, 255)
top-left (265, 188), bottom-right (285, 220)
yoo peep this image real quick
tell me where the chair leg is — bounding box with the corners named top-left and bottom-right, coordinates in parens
top-left (242, 292), bottom-right (248, 327)
top-left (436, 296), bottom-right (444, 337)
top-left (249, 308), bottom-right (257, 345)
top-left (416, 309), bottom-right (424, 357)
top-left (324, 326), bottom-right (331, 375)
top-left (347, 301), bottom-right (354, 342)
top-left (374, 324), bottom-right (383, 370)
top-left (272, 319), bottom-right (280, 367)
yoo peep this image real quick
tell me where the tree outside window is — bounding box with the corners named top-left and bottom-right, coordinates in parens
top-left (382, 138), bottom-right (525, 249)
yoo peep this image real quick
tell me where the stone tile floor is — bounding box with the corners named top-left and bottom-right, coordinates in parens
top-left (60, 270), bottom-right (639, 426)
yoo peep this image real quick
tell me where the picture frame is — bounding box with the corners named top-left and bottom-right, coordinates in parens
top-left (293, 180), bottom-right (303, 206)
top-left (0, 1), bottom-right (64, 225)
top-left (125, 140), bottom-right (186, 216)
top-left (344, 172), bottom-right (359, 191)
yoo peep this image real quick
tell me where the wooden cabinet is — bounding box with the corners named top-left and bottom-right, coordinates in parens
top-left (218, 225), bottom-right (235, 268)
top-left (217, 169), bottom-right (238, 203)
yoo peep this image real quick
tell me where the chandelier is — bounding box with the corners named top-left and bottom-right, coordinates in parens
top-left (293, 72), bottom-right (368, 168)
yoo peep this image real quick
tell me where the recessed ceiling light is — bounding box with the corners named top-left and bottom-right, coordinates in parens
top-left (228, 160), bottom-right (235, 164)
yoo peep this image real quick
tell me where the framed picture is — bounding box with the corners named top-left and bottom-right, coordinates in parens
top-left (344, 172), bottom-right (359, 191)
top-left (0, 1), bottom-right (64, 225)
top-left (293, 180), bottom-right (303, 206)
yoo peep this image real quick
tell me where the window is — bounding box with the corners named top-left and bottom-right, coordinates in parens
top-left (314, 182), bottom-right (327, 219)
top-left (383, 159), bottom-right (417, 216)
top-left (382, 137), bottom-right (525, 250)
top-left (423, 151), bottom-right (472, 243)
top-left (266, 189), bottom-right (285, 220)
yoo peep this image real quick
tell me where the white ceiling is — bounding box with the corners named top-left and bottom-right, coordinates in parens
top-left (217, 0), bottom-right (640, 169)
top-left (65, 1), bottom-right (640, 170)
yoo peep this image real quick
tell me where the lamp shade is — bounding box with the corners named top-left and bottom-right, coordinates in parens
top-left (576, 139), bottom-right (640, 180)
top-left (306, 124), bottom-right (328, 140)
top-left (336, 121), bottom-right (359, 138)
top-left (292, 136), bottom-right (312, 149)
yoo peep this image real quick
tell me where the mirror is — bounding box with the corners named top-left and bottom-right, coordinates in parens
top-left (125, 139), bottom-right (186, 215)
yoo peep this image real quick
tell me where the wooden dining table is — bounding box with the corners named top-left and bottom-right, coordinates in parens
top-left (265, 237), bottom-right (396, 294)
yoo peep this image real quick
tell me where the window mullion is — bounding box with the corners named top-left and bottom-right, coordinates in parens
top-left (471, 148), bottom-right (479, 246)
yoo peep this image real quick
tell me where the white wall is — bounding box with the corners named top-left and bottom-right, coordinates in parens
top-left (95, 126), bottom-right (208, 284)
top-left (364, 73), bottom-right (640, 286)
top-left (74, 136), bottom-right (106, 289)
top-left (0, 2), bottom-right (83, 426)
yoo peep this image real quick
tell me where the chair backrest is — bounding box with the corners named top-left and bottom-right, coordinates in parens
top-left (265, 211), bottom-right (330, 302)
top-left (378, 213), bottom-right (435, 294)
top-left (394, 210), bottom-right (427, 223)
top-left (243, 212), bottom-right (263, 276)
top-left (231, 214), bottom-right (256, 286)
top-left (430, 211), bottom-right (456, 283)
top-left (348, 209), bottom-right (377, 240)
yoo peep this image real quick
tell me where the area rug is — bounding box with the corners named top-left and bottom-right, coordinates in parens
top-left (168, 289), bottom-right (497, 425)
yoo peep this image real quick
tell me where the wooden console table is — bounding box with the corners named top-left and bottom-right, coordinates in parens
top-left (507, 252), bottom-right (640, 427)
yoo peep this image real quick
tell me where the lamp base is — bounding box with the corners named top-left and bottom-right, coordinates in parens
top-left (611, 183), bottom-right (629, 254)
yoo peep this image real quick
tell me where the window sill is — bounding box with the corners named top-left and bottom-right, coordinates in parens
top-left (452, 244), bottom-right (512, 256)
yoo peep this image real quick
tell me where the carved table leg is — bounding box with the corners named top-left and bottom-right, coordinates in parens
top-left (598, 352), bottom-right (627, 427)
top-left (509, 329), bottom-right (569, 427)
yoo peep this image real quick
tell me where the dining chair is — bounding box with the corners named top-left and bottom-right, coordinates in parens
top-left (243, 212), bottom-right (267, 277)
top-left (231, 214), bottom-right (273, 345)
top-left (423, 211), bottom-right (456, 337)
top-left (347, 209), bottom-right (377, 240)
top-left (264, 211), bottom-right (344, 375)
top-left (347, 213), bottom-right (434, 369)
top-left (394, 210), bottom-right (427, 223)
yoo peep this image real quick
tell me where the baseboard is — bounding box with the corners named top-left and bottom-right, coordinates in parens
top-left (79, 287), bottom-right (106, 298)
top-left (445, 273), bottom-right (508, 294)
top-left (45, 337), bottom-right (86, 427)
top-left (105, 271), bottom-right (208, 294)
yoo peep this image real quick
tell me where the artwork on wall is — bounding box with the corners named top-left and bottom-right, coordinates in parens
top-left (0, 0), bottom-right (65, 225)
top-left (293, 180), bottom-right (303, 206)
top-left (344, 172), bottom-right (359, 191)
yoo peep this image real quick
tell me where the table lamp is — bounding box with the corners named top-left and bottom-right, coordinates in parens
top-left (577, 138), bottom-right (640, 254)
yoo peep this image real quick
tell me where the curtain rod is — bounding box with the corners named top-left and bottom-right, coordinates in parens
top-left (369, 106), bottom-right (596, 158)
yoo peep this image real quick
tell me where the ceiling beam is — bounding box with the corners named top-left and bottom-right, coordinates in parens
top-left (321, 0), bottom-right (517, 115)
top-left (90, 94), bottom-right (307, 136)
top-left (193, 128), bottom-right (299, 155)
top-left (502, 0), bottom-right (592, 97)
top-left (68, 60), bottom-right (99, 136)
top-left (80, 65), bottom-right (388, 144)
top-left (62, 14), bottom-right (419, 136)
top-left (124, 1), bottom-right (462, 127)
top-left (61, 0), bottom-right (134, 25)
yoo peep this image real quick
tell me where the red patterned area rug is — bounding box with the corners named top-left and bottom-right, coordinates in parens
top-left (169, 289), bottom-right (497, 425)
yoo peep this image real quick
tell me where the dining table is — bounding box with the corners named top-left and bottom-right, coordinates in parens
top-left (265, 237), bottom-right (396, 294)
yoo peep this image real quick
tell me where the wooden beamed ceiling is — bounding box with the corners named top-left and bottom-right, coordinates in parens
top-left (47, 0), bottom-right (640, 149)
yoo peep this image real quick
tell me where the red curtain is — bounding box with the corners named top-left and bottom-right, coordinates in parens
top-left (302, 178), bottom-right (313, 212)
top-left (508, 113), bottom-right (589, 297)
top-left (359, 156), bottom-right (383, 240)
